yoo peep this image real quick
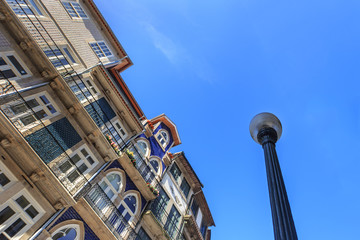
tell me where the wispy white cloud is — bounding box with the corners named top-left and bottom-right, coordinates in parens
top-left (143, 23), bottom-right (182, 64)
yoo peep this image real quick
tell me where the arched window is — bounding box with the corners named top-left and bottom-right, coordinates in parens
top-left (149, 158), bottom-right (161, 175)
top-left (118, 194), bottom-right (138, 223)
top-left (99, 172), bottom-right (123, 202)
top-left (135, 139), bottom-right (150, 157)
top-left (156, 130), bottom-right (169, 148)
top-left (51, 224), bottom-right (81, 240)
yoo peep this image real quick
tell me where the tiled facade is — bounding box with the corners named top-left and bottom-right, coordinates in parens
top-left (0, 1), bottom-right (214, 240)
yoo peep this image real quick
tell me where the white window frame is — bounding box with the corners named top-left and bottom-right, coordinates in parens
top-left (156, 130), bottom-right (170, 148)
top-left (101, 119), bottom-right (128, 146)
top-left (0, 190), bottom-right (44, 239)
top-left (1, 91), bottom-right (59, 131)
top-left (6, 0), bottom-right (45, 17)
top-left (99, 172), bottom-right (123, 203)
top-left (149, 157), bottom-right (161, 175)
top-left (89, 41), bottom-right (113, 59)
top-left (0, 162), bottom-right (17, 193)
top-left (57, 144), bottom-right (98, 185)
top-left (50, 224), bottom-right (81, 240)
top-left (0, 52), bottom-right (31, 80)
top-left (135, 139), bottom-right (150, 158)
top-left (117, 193), bottom-right (138, 223)
top-left (68, 78), bottom-right (100, 104)
top-left (61, 1), bottom-right (88, 19)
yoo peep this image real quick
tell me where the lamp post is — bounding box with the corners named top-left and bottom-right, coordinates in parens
top-left (249, 113), bottom-right (297, 240)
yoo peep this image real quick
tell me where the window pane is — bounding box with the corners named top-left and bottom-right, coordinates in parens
top-left (71, 154), bottom-right (81, 164)
top-left (10, 103), bottom-right (28, 115)
top-left (80, 149), bottom-right (89, 157)
top-left (26, 99), bottom-right (39, 108)
top-left (0, 69), bottom-right (16, 79)
top-left (15, 195), bottom-right (30, 209)
top-left (150, 160), bottom-right (159, 173)
top-left (46, 104), bottom-right (57, 114)
top-left (124, 195), bottom-right (136, 213)
top-left (67, 170), bottom-right (80, 183)
top-left (20, 114), bottom-right (37, 126)
top-left (78, 163), bottom-right (88, 173)
top-left (7, 55), bottom-right (27, 75)
top-left (39, 95), bottom-right (50, 104)
top-left (59, 161), bottom-right (72, 173)
top-left (107, 174), bottom-right (121, 191)
top-left (0, 206), bottom-right (15, 225)
top-left (25, 205), bottom-right (39, 219)
top-left (35, 109), bottom-right (47, 119)
top-left (0, 173), bottom-right (10, 187)
top-left (86, 156), bottom-right (94, 165)
top-left (180, 178), bottom-right (190, 198)
top-left (63, 47), bottom-right (76, 63)
top-left (28, 0), bottom-right (43, 15)
top-left (170, 163), bottom-right (181, 182)
top-left (0, 57), bottom-right (7, 66)
top-left (5, 218), bottom-right (26, 237)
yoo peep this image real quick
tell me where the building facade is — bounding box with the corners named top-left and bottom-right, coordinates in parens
top-left (0, 1), bottom-right (214, 239)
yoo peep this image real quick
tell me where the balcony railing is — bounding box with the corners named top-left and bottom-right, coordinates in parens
top-left (146, 198), bottom-right (184, 240)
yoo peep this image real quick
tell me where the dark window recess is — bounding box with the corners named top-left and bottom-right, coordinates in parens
top-left (25, 118), bottom-right (82, 163)
top-left (71, 154), bottom-right (81, 164)
top-left (200, 221), bottom-right (208, 238)
top-left (68, 170), bottom-right (80, 183)
top-left (5, 218), bottom-right (26, 237)
top-left (169, 163), bottom-right (181, 183)
top-left (0, 69), bottom-right (16, 79)
top-left (191, 199), bottom-right (199, 217)
top-left (59, 161), bottom-right (72, 173)
top-left (7, 56), bottom-right (27, 75)
top-left (78, 163), bottom-right (88, 173)
top-left (151, 189), bottom-right (170, 220)
top-left (84, 98), bottom-right (116, 127)
top-left (0, 206), bottom-right (15, 225)
top-left (0, 173), bottom-right (10, 187)
top-left (15, 196), bottom-right (30, 209)
top-left (25, 205), bottom-right (39, 219)
top-left (136, 227), bottom-right (151, 240)
top-left (180, 178), bottom-right (190, 198)
top-left (63, 48), bottom-right (76, 63)
top-left (0, 57), bottom-right (7, 66)
top-left (164, 205), bottom-right (181, 238)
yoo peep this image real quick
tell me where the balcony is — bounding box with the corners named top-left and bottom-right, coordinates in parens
top-left (141, 198), bottom-right (184, 240)
top-left (84, 184), bottom-right (138, 240)
top-left (183, 214), bottom-right (203, 240)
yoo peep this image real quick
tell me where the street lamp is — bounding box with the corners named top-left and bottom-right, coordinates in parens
top-left (250, 112), bottom-right (298, 240)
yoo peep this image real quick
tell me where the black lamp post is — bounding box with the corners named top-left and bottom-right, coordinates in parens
top-left (249, 113), bottom-right (298, 240)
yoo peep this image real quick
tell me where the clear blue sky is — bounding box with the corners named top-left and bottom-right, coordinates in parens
top-left (94, 0), bottom-right (360, 239)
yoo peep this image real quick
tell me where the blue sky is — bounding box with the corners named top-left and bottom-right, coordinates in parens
top-left (94, 0), bottom-right (360, 239)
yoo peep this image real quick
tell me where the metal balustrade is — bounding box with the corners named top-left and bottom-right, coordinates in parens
top-left (147, 198), bottom-right (185, 240)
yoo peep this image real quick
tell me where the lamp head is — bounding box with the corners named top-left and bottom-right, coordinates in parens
top-left (249, 112), bottom-right (282, 144)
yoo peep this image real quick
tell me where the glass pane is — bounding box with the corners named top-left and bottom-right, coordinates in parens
top-left (86, 156), bottom-right (94, 165)
top-left (59, 161), bottom-right (72, 173)
top-left (78, 163), bottom-right (88, 173)
top-left (5, 218), bottom-right (26, 237)
top-left (107, 174), bottom-right (121, 191)
top-left (0, 173), bottom-right (10, 187)
top-left (0, 69), bottom-right (16, 79)
top-left (39, 95), bottom-right (50, 104)
top-left (25, 205), bottom-right (39, 219)
top-left (180, 178), bottom-right (190, 198)
top-left (20, 114), bottom-right (36, 126)
top-left (10, 103), bottom-right (27, 115)
top-left (70, 154), bottom-right (81, 164)
top-left (124, 195), bottom-right (136, 213)
top-left (63, 48), bottom-right (76, 63)
top-left (29, 0), bottom-right (43, 15)
top-left (47, 104), bottom-right (57, 114)
top-left (150, 160), bottom-right (159, 173)
top-left (105, 189), bottom-right (114, 200)
top-left (15, 195), bottom-right (30, 209)
top-left (0, 57), bottom-right (7, 66)
top-left (7, 55), bottom-right (27, 75)
top-left (26, 99), bottom-right (39, 108)
top-left (0, 206), bottom-right (15, 225)
top-left (35, 109), bottom-right (47, 119)
top-left (80, 149), bottom-right (89, 157)
top-left (67, 170), bottom-right (80, 183)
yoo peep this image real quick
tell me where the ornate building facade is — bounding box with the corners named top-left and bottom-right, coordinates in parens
top-left (0, 1), bottom-right (214, 239)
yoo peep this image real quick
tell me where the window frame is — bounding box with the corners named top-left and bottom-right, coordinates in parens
top-left (1, 91), bottom-right (59, 131)
top-left (0, 162), bottom-right (16, 193)
top-left (117, 193), bottom-right (139, 223)
top-left (50, 223), bottom-right (82, 240)
top-left (43, 46), bottom-right (78, 70)
top-left (61, 1), bottom-right (88, 20)
top-left (155, 130), bottom-right (170, 149)
top-left (101, 119), bottom-right (128, 146)
top-left (68, 78), bottom-right (100, 104)
top-left (0, 190), bottom-right (44, 239)
top-left (149, 157), bottom-right (161, 175)
top-left (99, 172), bottom-right (124, 203)
top-left (0, 52), bottom-right (31, 79)
top-left (135, 139), bottom-right (150, 158)
top-left (57, 144), bottom-right (98, 185)
top-left (6, 0), bottom-right (45, 17)
top-left (89, 41), bottom-right (113, 59)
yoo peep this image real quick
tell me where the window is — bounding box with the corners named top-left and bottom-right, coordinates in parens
top-left (118, 194), bottom-right (138, 223)
top-left (149, 158), bottom-right (160, 175)
top-left (200, 221), bottom-right (207, 239)
top-left (151, 189), bottom-right (170, 220)
top-left (62, 1), bottom-right (87, 19)
top-left (156, 130), bottom-right (169, 148)
top-left (44, 47), bottom-right (77, 69)
top-left (135, 140), bottom-right (149, 158)
top-left (89, 41), bottom-right (112, 58)
top-left (51, 224), bottom-right (81, 240)
top-left (6, 0), bottom-right (43, 16)
top-left (169, 163), bottom-right (181, 184)
top-left (58, 145), bottom-right (97, 184)
top-left (136, 227), bottom-right (151, 240)
top-left (1, 92), bottom-right (58, 130)
top-left (69, 79), bottom-right (99, 103)
top-left (0, 163), bottom-right (16, 192)
top-left (0, 191), bottom-right (44, 239)
top-left (164, 205), bottom-right (181, 238)
top-left (191, 199), bottom-right (199, 217)
top-left (102, 120), bottom-right (127, 146)
top-left (180, 178), bottom-right (190, 198)
top-left (0, 53), bottom-right (29, 80)
top-left (99, 172), bottom-right (123, 202)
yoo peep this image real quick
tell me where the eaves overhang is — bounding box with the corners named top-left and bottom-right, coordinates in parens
top-left (150, 114), bottom-right (181, 146)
